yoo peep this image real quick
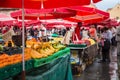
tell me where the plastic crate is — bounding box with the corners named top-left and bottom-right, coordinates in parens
top-left (52, 33), bottom-right (59, 37)
top-left (0, 59), bottom-right (34, 80)
top-left (34, 48), bottom-right (70, 67)
top-left (68, 44), bottom-right (87, 48)
top-left (25, 59), bottom-right (34, 71)
top-left (0, 65), bottom-right (11, 80)
top-left (26, 53), bottom-right (70, 80)
top-left (9, 62), bottom-right (22, 77)
top-left (52, 51), bottom-right (62, 58)
top-left (61, 48), bottom-right (70, 54)
top-left (34, 58), bottom-right (48, 67)
top-left (51, 48), bottom-right (70, 58)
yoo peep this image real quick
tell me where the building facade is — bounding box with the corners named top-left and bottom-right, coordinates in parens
top-left (107, 4), bottom-right (120, 20)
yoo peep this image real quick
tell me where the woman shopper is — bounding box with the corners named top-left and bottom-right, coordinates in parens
top-left (61, 28), bottom-right (71, 45)
top-left (101, 27), bottom-right (112, 62)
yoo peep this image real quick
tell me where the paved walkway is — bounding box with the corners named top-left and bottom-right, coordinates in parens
top-left (74, 46), bottom-right (119, 80)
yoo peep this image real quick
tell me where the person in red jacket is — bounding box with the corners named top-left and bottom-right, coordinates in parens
top-left (72, 22), bottom-right (82, 41)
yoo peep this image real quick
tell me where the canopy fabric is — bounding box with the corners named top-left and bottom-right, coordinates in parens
top-left (45, 24), bottom-right (76, 28)
top-left (14, 20), bottom-right (41, 27)
top-left (98, 18), bottom-right (120, 26)
top-left (0, 0), bottom-right (101, 9)
top-left (92, 0), bottom-right (101, 3)
top-left (40, 19), bottom-right (76, 24)
top-left (10, 8), bottom-right (76, 20)
top-left (16, 19), bottom-right (76, 28)
top-left (40, 19), bottom-right (77, 28)
top-left (64, 6), bottom-right (109, 24)
top-left (0, 13), bottom-right (17, 27)
top-left (0, 13), bottom-right (15, 21)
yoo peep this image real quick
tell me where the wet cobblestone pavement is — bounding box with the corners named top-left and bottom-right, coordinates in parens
top-left (74, 46), bottom-right (119, 80)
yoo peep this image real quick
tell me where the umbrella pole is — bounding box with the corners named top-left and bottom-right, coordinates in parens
top-left (22, 0), bottom-right (26, 80)
top-left (41, 0), bottom-right (44, 9)
top-left (44, 14), bottom-right (48, 41)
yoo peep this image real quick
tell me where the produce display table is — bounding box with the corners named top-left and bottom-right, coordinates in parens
top-left (68, 44), bottom-right (98, 75)
top-left (0, 48), bottom-right (72, 80)
top-left (0, 59), bottom-right (34, 80)
top-left (26, 52), bottom-right (72, 80)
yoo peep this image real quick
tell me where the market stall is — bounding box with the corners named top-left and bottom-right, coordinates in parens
top-left (0, 18), bottom-right (73, 79)
top-left (68, 39), bottom-right (98, 75)
top-left (0, 38), bottom-right (72, 80)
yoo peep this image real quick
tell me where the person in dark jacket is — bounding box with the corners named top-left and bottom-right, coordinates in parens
top-left (101, 27), bottom-right (111, 62)
top-left (29, 26), bottom-right (34, 37)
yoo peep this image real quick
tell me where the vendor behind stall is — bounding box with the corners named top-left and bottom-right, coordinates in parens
top-left (72, 22), bottom-right (82, 41)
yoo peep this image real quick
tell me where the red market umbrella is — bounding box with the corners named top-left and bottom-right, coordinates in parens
top-left (23, 20), bottom-right (41, 26)
top-left (10, 8), bottom-right (76, 20)
top-left (0, 13), bottom-right (17, 27)
top-left (14, 20), bottom-right (41, 27)
top-left (0, 0), bottom-right (102, 9)
top-left (0, 0), bottom-right (102, 80)
top-left (64, 6), bottom-right (109, 24)
top-left (46, 24), bottom-right (75, 29)
top-left (98, 18), bottom-right (120, 26)
top-left (40, 19), bottom-right (77, 28)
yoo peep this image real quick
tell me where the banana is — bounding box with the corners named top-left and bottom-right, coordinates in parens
top-left (30, 49), bottom-right (43, 59)
top-left (49, 45), bottom-right (55, 52)
top-left (44, 48), bottom-right (53, 55)
top-left (39, 49), bottom-right (48, 57)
